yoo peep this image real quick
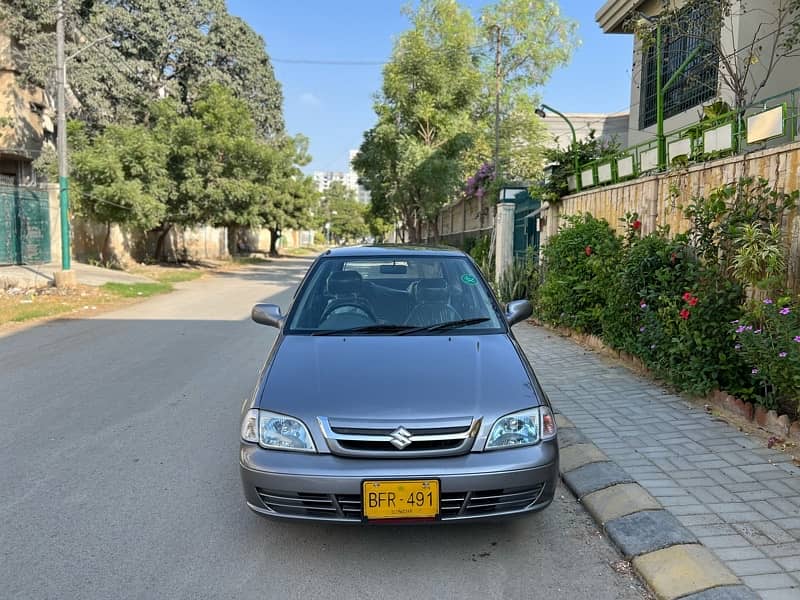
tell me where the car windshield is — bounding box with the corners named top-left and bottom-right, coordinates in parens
top-left (286, 255), bottom-right (505, 334)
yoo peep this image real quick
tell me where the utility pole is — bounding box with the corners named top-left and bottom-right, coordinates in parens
top-left (489, 24), bottom-right (502, 232)
top-left (493, 25), bottom-right (502, 177)
top-left (55, 0), bottom-right (74, 284)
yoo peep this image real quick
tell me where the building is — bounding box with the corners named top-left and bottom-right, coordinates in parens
top-left (541, 111), bottom-right (629, 150)
top-left (597, 0), bottom-right (800, 148)
top-left (312, 150), bottom-right (371, 204)
top-left (0, 31), bottom-right (53, 185)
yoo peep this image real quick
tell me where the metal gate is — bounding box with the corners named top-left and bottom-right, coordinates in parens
top-left (0, 185), bottom-right (52, 265)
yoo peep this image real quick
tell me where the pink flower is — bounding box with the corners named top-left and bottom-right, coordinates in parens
top-left (779, 351), bottom-right (788, 358)
top-left (679, 309), bottom-right (691, 320)
top-left (764, 298), bottom-right (773, 305)
top-left (780, 307), bottom-right (791, 315)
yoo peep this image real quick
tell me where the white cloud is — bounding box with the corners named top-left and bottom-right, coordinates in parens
top-left (299, 92), bottom-right (321, 107)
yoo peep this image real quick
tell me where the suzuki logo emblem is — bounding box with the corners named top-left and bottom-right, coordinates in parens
top-left (389, 427), bottom-right (413, 449)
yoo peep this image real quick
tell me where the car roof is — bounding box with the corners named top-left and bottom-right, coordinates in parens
top-left (321, 245), bottom-right (467, 258)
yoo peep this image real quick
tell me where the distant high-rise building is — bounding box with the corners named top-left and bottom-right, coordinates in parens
top-left (313, 150), bottom-right (371, 204)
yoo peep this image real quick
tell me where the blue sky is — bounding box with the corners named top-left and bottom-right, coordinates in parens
top-left (227, 1), bottom-right (633, 173)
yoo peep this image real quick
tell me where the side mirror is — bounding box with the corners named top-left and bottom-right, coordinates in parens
top-left (505, 300), bottom-right (532, 326)
top-left (252, 303), bottom-right (284, 328)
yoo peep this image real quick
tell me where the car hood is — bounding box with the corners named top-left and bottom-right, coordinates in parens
top-left (257, 333), bottom-right (540, 420)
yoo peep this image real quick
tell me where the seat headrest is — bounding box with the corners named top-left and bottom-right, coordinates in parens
top-left (328, 271), bottom-right (363, 295)
top-left (416, 278), bottom-right (449, 303)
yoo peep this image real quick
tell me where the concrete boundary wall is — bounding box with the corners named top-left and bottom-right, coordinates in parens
top-left (540, 141), bottom-right (800, 291)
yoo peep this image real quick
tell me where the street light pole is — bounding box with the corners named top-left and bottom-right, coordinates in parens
top-left (55, 0), bottom-right (72, 274)
top-left (537, 104), bottom-right (581, 192)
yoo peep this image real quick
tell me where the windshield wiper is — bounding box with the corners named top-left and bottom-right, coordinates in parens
top-left (397, 317), bottom-right (491, 335)
top-left (311, 324), bottom-right (417, 336)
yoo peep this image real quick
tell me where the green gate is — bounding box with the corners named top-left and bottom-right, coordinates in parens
top-left (0, 185), bottom-right (52, 265)
top-left (499, 187), bottom-right (540, 258)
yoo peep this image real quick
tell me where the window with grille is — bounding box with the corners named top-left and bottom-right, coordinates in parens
top-left (638, 3), bottom-right (720, 129)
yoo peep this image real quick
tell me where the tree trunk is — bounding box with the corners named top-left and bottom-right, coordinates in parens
top-left (101, 222), bottom-right (113, 265)
top-left (154, 224), bottom-right (173, 262)
top-left (269, 227), bottom-right (280, 257)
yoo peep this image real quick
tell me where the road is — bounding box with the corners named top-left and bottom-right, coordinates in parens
top-left (1, 258), bottom-right (648, 600)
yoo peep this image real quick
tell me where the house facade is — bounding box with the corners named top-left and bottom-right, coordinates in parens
top-left (543, 111), bottom-right (629, 150)
top-left (0, 31), bottom-right (52, 185)
top-left (597, 0), bottom-right (800, 148)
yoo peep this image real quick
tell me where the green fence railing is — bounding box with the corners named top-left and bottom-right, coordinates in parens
top-left (570, 87), bottom-right (800, 191)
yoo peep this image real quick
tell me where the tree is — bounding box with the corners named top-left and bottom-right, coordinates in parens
top-left (70, 121), bottom-right (169, 262)
top-left (148, 84), bottom-right (284, 259)
top-left (256, 134), bottom-right (319, 256)
top-left (324, 182), bottom-right (368, 244)
top-left (0, 0), bottom-right (284, 136)
top-left (354, 0), bottom-right (480, 243)
top-left (480, 0), bottom-right (577, 177)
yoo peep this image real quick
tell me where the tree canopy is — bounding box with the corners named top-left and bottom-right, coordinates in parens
top-left (353, 0), bottom-right (577, 242)
top-left (0, 0), bottom-right (284, 136)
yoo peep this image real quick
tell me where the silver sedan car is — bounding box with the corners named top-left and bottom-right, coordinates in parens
top-left (240, 246), bottom-right (558, 523)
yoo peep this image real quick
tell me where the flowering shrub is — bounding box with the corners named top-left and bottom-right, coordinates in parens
top-left (734, 298), bottom-right (800, 411)
top-left (534, 177), bottom-right (795, 409)
top-left (463, 162), bottom-right (496, 201)
top-left (601, 233), bottom-right (745, 395)
top-left (537, 214), bottom-right (621, 334)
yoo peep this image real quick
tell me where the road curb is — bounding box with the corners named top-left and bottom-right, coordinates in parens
top-left (556, 415), bottom-right (758, 600)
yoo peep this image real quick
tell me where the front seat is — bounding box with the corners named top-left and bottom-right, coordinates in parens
top-left (321, 271), bottom-right (373, 325)
top-left (404, 278), bottom-right (461, 327)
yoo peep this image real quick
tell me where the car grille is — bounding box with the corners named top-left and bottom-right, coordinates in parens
top-left (256, 484), bottom-right (546, 521)
top-left (319, 417), bottom-right (480, 458)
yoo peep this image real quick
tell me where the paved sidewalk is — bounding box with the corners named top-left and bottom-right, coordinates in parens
top-left (516, 323), bottom-right (800, 600)
top-left (0, 261), bottom-right (154, 288)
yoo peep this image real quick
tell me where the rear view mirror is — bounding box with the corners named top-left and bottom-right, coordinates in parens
top-left (252, 304), bottom-right (284, 328)
top-left (380, 264), bottom-right (407, 275)
top-left (505, 300), bottom-right (532, 326)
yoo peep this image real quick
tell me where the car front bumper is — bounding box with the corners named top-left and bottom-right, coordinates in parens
top-left (240, 440), bottom-right (558, 523)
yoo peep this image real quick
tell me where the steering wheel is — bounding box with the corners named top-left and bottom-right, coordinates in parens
top-left (320, 299), bottom-right (377, 323)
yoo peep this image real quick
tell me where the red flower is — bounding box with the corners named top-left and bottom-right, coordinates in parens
top-left (585, 246), bottom-right (592, 256)
top-left (632, 219), bottom-right (642, 230)
top-left (682, 292), bottom-right (693, 302)
top-left (670, 253), bottom-right (677, 264)
top-left (689, 296), bottom-right (698, 306)
top-left (679, 309), bottom-right (691, 320)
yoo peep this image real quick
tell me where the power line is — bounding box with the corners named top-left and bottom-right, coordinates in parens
top-left (272, 58), bottom-right (386, 66)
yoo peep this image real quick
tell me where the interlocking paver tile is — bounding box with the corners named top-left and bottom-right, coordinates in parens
top-left (516, 324), bottom-right (800, 598)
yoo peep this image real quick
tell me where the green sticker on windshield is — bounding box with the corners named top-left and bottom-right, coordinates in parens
top-left (461, 274), bottom-right (478, 285)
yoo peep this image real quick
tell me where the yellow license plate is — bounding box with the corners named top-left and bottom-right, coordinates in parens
top-left (362, 480), bottom-right (440, 520)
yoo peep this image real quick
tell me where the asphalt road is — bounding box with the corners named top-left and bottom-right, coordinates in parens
top-left (1, 258), bottom-right (648, 600)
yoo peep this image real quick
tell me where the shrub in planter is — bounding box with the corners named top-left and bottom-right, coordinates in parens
top-left (538, 214), bottom-right (621, 334)
top-left (469, 234), bottom-right (493, 278)
top-left (734, 298), bottom-right (800, 412)
top-left (497, 247), bottom-right (538, 304)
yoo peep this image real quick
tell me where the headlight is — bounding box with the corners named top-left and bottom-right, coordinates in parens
top-left (240, 409), bottom-right (317, 453)
top-left (485, 406), bottom-right (557, 450)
